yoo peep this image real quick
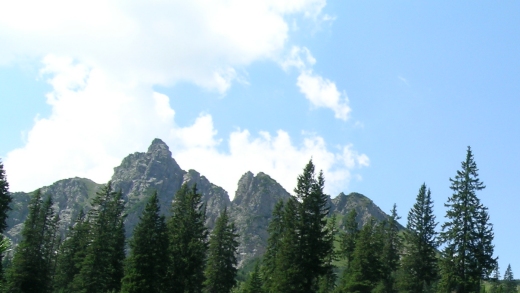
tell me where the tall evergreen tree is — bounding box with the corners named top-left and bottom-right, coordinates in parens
top-left (261, 200), bottom-right (285, 292)
top-left (397, 184), bottom-right (438, 292)
top-left (271, 197), bottom-right (302, 293)
top-left (377, 204), bottom-right (402, 293)
top-left (71, 182), bottom-right (126, 293)
top-left (203, 208), bottom-right (239, 293)
top-left (340, 218), bottom-right (383, 293)
top-left (438, 147), bottom-right (496, 293)
top-left (489, 264), bottom-right (503, 293)
top-left (121, 192), bottom-right (168, 293)
top-left (6, 190), bottom-right (60, 293)
top-left (166, 183), bottom-right (208, 293)
top-left (503, 264), bottom-right (516, 293)
top-left (53, 210), bottom-right (90, 293)
top-left (295, 159), bottom-right (333, 292)
top-left (340, 209), bottom-right (359, 270)
top-left (242, 262), bottom-right (263, 293)
top-left (0, 160), bottom-right (12, 282)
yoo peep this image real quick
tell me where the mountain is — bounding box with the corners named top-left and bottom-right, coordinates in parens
top-left (5, 138), bottom-right (399, 266)
top-left (230, 171), bottom-right (291, 266)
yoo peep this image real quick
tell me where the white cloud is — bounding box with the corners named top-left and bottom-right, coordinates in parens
top-left (1, 0), bottom-right (368, 197)
top-left (282, 46), bottom-right (351, 120)
top-left (297, 70), bottom-right (351, 120)
top-left (4, 56), bottom-right (368, 197)
top-left (0, 0), bottom-right (326, 92)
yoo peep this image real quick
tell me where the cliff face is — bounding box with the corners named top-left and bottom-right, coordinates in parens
top-left (5, 138), bottom-right (398, 267)
top-left (230, 171), bottom-right (291, 266)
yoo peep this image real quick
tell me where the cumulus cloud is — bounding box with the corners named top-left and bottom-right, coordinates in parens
top-left (0, 0), bottom-right (327, 92)
top-left (4, 56), bottom-right (367, 196)
top-left (1, 0), bottom-right (366, 197)
top-left (282, 46), bottom-right (351, 120)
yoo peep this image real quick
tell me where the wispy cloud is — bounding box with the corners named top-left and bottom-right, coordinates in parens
top-left (282, 46), bottom-right (352, 121)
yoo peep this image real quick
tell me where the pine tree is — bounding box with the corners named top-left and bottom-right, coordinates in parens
top-left (121, 191), bottom-right (168, 293)
top-left (271, 197), bottom-right (302, 293)
top-left (203, 208), bottom-right (239, 293)
top-left (378, 204), bottom-right (402, 293)
top-left (0, 160), bottom-right (12, 282)
top-left (295, 160), bottom-right (333, 292)
top-left (261, 200), bottom-right (285, 292)
top-left (242, 262), bottom-right (263, 293)
top-left (166, 183), bottom-right (208, 293)
top-left (53, 210), bottom-right (90, 293)
top-left (503, 264), bottom-right (516, 293)
top-left (489, 264), bottom-right (502, 293)
top-left (339, 218), bottom-right (383, 292)
top-left (397, 184), bottom-right (438, 292)
top-left (7, 190), bottom-right (60, 293)
top-left (71, 182), bottom-right (126, 293)
top-left (438, 147), bottom-right (496, 292)
top-left (340, 209), bottom-right (359, 270)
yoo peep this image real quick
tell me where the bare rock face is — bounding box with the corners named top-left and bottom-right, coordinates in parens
top-left (331, 192), bottom-right (404, 230)
top-left (183, 169), bottom-right (230, 229)
top-left (230, 171), bottom-right (291, 266)
top-left (6, 177), bottom-right (102, 243)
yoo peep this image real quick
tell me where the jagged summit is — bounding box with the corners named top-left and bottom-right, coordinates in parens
top-left (6, 139), bottom-right (397, 268)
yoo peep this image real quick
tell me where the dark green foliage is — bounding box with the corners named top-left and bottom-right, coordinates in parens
top-left (294, 160), bottom-right (333, 292)
top-left (438, 147), bottom-right (496, 293)
top-left (7, 190), bottom-right (60, 293)
top-left (339, 218), bottom-right (383, 293)
top-left (121, 192), bottom-right (168, 293)
top-left (489, 265), bottom-right (503, 293)
top-left (340, 209), bottom-right (359, 270)
top-left (53, 210), bottom-right (90, 293)
top-left (0, 160), bottom-right (11, 233)
top-left (261, 200), bottom-right (284, 292)
top-left (503, 264), bottom-right (516, 293)
top-left (0, 160), bottom-right (12, 282)
top-left (397, 184), bottom-right (438, 292)
top-left (378, 204), bottom-right (402, 293)
top-left (271, 197), bottom-right (303, 293)
top-left (166, 183), bottom-right (208, 293)
top-left (317, 214), bottom-right (339, 293)
top-left (242, 262), bottom-right (263, 293)
top-left (204, 208), bottom-right (239, 293)
top-left (71, 182), bottom-right (126, 293)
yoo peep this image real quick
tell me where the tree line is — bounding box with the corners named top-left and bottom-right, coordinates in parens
top-left (0, 147), bottom-right (516, 293)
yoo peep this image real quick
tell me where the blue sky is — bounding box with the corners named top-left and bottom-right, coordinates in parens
top-left (1, 1), bottom-right (520, 275)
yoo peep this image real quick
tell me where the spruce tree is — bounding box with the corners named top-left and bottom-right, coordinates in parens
top-left (378, 204), bottom-right (402, 293)
top-left (0, 160), bottom-right (12, 282)
top-left (271, 197), bottom-right (302, 293)
top-left (295, 160), bottom-right (333, 292)
top-left (166, 183), bottom-right (208, 293)
top-left (242, 262), bottom-right (263, 293)
top-left (489, 264), bottom-right (502, 293)
top-left (53, 210), bottom-right (90, 293)
top-left (340, 218), bottom-right (383, 292)
top-left (71, 182), bottom-right (126, 293)
top-left (340, 209), bottom-right (359, 270)
top-left (121, 191), bottom-right (168, 293)
top-left (503, 264), bottom-right (516, 293)
top-left (397, 184), bottom-right (438, 292)
top-left (204, 208), bottom-right (239, 293)
top-left (261, 200), bottom-right (285, 292)
top-left (7, 190), bottom-right (60, 293)
top-left (438, 147), bottom-right (496, 292)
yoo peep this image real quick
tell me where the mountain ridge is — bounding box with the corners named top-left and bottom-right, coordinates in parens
top-left (5, 138), bottom-right (398, 266)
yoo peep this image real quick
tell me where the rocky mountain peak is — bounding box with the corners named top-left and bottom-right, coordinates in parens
top-left (147, 138), bottom-right (171, 155)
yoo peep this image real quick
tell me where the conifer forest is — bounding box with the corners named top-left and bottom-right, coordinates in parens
top-left (0, 146), bottom-right (516, 293)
